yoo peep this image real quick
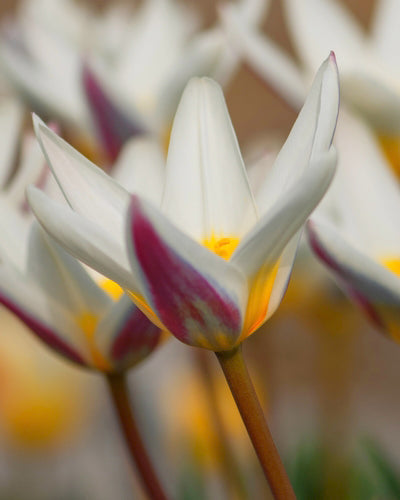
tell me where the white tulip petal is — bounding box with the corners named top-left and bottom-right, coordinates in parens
top-left (341, 71), bottom-right (400, 133)
top-left (127, 195), bottom-right (247, 350)
top-left (115, 0), bottom-right (196, 104)
top-left (257, 54), bottom-right (339, 215)
top-left (5, 132), bottom-right (47, 211)
top-left (219, 3), bottom-right (306, 109)
top-left (372, 0), bottom-right (400, 69)
top-left (231, 149), bottom-right (336, 333)
top-left (308, 218), bottom-right (400, 306)
top-left (33, 115), bottom-right (130, 245)
top-left (158, 29), bottom-right (231, 122)
top-left (26, 223), bottom-right (110, 316)
top-left (0, 99), bottom-right (23, 189)
top-left (0, 36), bottom-right (89, 129)
top-left (332, 110), bottom-right (400, 256)
top-left (283, 0), bottom-right (366, 72)
top-left (0, 262), bottom-right (91, 366)
top-left (27, 187), bottom-right (137, 292)
top-left (162, 77), bottom-right (257, 241)
top-left (112, 137), bottom-right (165, 207)
top-left (232, 149), bottom-right (336, 278)
top-left (0, 198), bottom-right (31, 268)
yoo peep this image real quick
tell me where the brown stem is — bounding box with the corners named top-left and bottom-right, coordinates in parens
top-left (216, 346), bottom-right (296, 500)
top-left (195, 349), bottom-right (249, 499)
top-left (106, 373), bottom-right (169, 500)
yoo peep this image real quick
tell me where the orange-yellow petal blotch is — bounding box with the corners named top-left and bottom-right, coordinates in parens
top-left (241, 262), bottom-right (280, 341)
top-left (378, 135), bottom-right (400, 179)
top-left (76, 312), bottom-right (111, 371)
top-left (381, 257), bottom-right (400, 277)
top-left (100, 278), bottom-right (124, 300)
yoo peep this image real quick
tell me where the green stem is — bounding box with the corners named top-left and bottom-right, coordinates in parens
top-left (106, 373), bottom-right (169, 500)
top-left (216, 345), bottom-right (296, 500)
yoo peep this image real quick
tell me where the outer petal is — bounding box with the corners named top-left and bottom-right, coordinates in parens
top-left (0, 99), bottom-right (23, 189)
top-left (231, 149), bottom-right (337, 335)
top-left (372, 0), bottom-right (400, 70)
top-left (340, 71), bottom-right (400, 133)
top-left (283, 0), bottom-right (366, 72)
top-left (162, 77), bottom-right (257, 241)
top-left (95, 294), bottom-right (161, 372)
top-left (111, 137), bottom-right (165, 207)
top-left (256, 53), bottom-right (339, 215)
top-left (307, 219), bottom-right (400, 337)
top-left (0, 263), bottom-right (89, 366)
top-left (0, 31), bottom-right (89, 130)
top-left (219, 3), bottom-right (306, 109)
top-left (0, 198), bottom-right (31, 268)
top-left (127, 195), bottom-right (247, 350)
top-left (331, 110), bottom-right (400, 256)
top-left (113, 0), bottom-right (196, 105)
top-left (26, 223), bottom-right (109, 318)
top-left (82, 64), bottom-right (146, 162)
top-left (33, 116), bottom-right (131, 268)
top-left (27, 187), bottom-right (138, 292)
top-left (5, 132), bottom-right (48, 213)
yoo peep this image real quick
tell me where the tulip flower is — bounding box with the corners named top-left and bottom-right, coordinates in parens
top-left (221, 0), bottom-right (400, 132)
top-left (28, 57), bottom-right (338, 350)
top-left (28, 53), bottom-right (339, 499)
top-left (307, 110), bottom-right (400, 345)
top-left (0, 0), bottom-right (268, 162)
top-left (0, 106), bottom-right (167, 498)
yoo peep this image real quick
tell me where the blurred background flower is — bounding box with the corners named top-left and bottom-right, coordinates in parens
top-left (1, 1), bottom-right (400, 500)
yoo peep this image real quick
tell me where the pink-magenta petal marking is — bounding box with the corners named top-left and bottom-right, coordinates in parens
top-left (82, 64), bottom-right (146, 163)
top-left (129, 197), bottom-right (242, 347)
top-left (307, 221), bottom-right (386, 330)
top-left (0, 293), bottom-right (87, 366)
top-left (111, 306), bottom-right (161, 362)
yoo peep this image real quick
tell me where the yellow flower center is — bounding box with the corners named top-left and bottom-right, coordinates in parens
top-left (203, 235), bottom-right (240, 260)
top-left (378, 135), bottom-right (400, 179)
top-left (381, 257), bottom-right (400, 276)
top-left (76, 313), bottom-right (111, 371)
top-left (99, 278), bottom-right (124, 300)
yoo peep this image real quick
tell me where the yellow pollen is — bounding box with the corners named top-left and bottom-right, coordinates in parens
top-left (203, 235), bottom-right (240, 260)
top-left (76, 313), bottom-right (110, 371)
top-left (100, 278), bottom-right (124, 301)
top-left (381, 257), bottom-right (400, 276)
top-left (378, 135), bottom-right (400, 179)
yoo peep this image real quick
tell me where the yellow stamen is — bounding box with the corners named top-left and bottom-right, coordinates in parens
top-left (203, 235), bottom-right (240, 260)
top-left (76, 313), bottom-right (111, 371)
top-left (99, 278), bottom-right (124, 301)
top-left (378, 135), bottom-right (400, 179)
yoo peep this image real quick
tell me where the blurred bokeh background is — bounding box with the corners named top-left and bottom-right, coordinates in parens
top-left (1, 1), bottom-right (400, 500)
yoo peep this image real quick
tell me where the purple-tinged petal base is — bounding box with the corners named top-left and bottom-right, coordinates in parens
top-left (129, 197), bottom-right (243, 350)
